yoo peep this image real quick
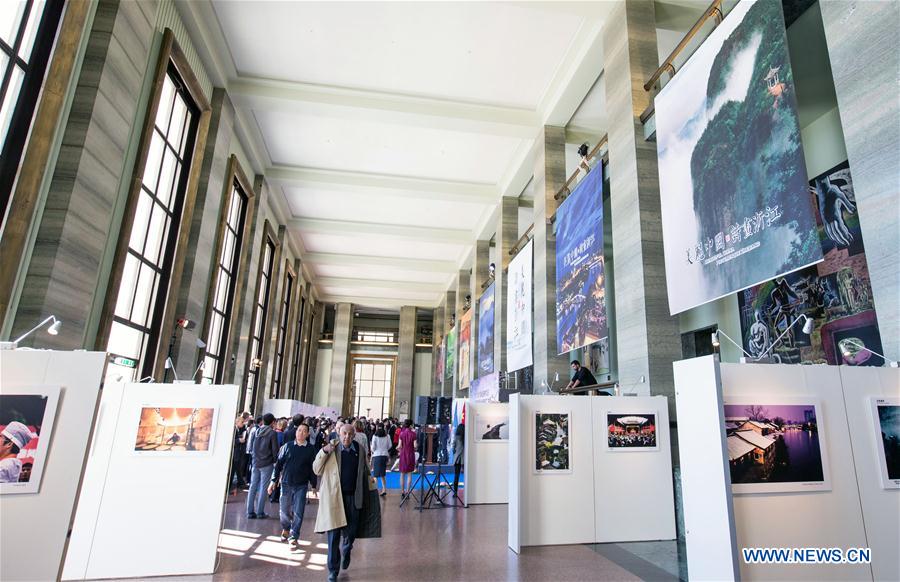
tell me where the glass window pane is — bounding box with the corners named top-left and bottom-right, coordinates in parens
top-left (131, 263), bottom-right (156, 326)
top-left (129, 195), bottom-right (152, 252)
top-left (371, 381), bottom-right (384, 397)
top-left (17, 0), bottom-right (45, 62)
top-left (0, 1), bottom-right (26, 46)
top-left (107, 321), bottom-right (143, 360)
top-left (155, 77), bottom-right (174, 134)
top-left (362, 364), bottom-right (373, 380)
top-left (114, 254), bottom-right (140, 318)
top-left (156, 148), bottom-right (178, 207)
top-left (0, 66), bottom-right (25, 145)
top-left (143, 204), bottom-right (168, 263)
top-left (169, 94), bottom-right (187, 149)
top-left (142, 132), bottom-right (164, 191)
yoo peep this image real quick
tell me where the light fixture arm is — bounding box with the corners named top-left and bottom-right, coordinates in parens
top-left (757, 314), bottom-right (813, 360)
top-left (840, 339), bottom-right (899, 368)
top-left (12, 315), bottom-right (61, 345)
top-left (712, 329), bottom-right (754, 360)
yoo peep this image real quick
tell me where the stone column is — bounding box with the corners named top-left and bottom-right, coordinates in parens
top-left (172, 88), bottom-right (235, 378)
top-left (603, 0), bottom-right (681, 414)
top-left (532, 126), bottom-right (570, 393)
top-left (302, 302), bottom-right (325, 403)
top-left (328, 302), bottom-right (353, 413)
top-left (431, 300), bottom-right (444, 396)
top-left (820, 1), bottom-right (900, 361)
top-left (395, 306), bottom-right (417, 417)
top-left (495, 197), bottom-right (519, 373)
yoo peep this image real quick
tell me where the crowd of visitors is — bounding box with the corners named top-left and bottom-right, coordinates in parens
top-left (230, 412), bottom-right (463, 580)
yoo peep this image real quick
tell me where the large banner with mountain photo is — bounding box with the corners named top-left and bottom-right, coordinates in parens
top-left (656, 0), bottom-right (822, 315)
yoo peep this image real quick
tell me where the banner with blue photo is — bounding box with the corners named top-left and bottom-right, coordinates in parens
top-left (555, 165), bottom-right (609, 354)
top-left (478, 283), bottom-right (495, 377)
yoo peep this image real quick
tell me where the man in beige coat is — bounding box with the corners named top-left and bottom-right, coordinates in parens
top-left (313, 423), bottom-right (372, 582)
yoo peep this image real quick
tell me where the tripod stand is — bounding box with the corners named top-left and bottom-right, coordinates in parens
top-left (399, 429), bottom-right (465, 511)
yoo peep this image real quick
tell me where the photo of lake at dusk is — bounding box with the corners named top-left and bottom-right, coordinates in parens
top-left (724, 403), bottom-right (827, 492)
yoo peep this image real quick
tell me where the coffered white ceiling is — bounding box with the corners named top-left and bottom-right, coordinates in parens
top-left (180, 1), bottom-right (614, 309)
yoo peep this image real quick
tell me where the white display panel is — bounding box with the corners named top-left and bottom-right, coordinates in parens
top-left (673, 356), bottom-right (739, 582)
top-left (839, 366), bottom-right (900, 582)
top-left (464, 402), bottom-right (508, 505)
top-left (65, 383), bottom-right (238, 580)
top-left (507, 393), bottom-right (521, 553)
top-left (593, 396), bottom-right (675, 543)
top-left (0, 350), bottom-right (106, 582)
top-left (513, 395), bottom-right (595, 546)
top-left (721, 363), bottom-right (871, 581)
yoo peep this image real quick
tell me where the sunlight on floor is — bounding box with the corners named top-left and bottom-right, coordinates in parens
top-left (217, 526), bottom-right (329, 570)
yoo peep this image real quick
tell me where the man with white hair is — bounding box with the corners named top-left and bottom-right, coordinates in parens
top-left (0, 422), bottom-right (34, 483)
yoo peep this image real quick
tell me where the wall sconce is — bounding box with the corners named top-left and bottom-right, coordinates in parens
top-left (1, 315), bottom-right (63, 350)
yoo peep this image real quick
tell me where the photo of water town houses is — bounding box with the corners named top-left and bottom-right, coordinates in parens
top-left (724, 403), bottom-right (824, 486)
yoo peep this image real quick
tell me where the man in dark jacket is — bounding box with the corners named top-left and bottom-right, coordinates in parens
top-left (283, 413), bottom-right (304, 444)
top-left (247, 413), bottom-right (279, 519)
top-left (268, 423), bottom-right (315, 545)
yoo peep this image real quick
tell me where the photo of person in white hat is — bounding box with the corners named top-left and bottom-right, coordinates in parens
top-left (0, 421), bottom-right (34, 483)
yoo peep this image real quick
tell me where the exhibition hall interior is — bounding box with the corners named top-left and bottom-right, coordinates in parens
top-left (1, 0), bottom-right (898, 581)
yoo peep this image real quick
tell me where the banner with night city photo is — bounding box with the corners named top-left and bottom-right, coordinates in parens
top-left (555, 164), bottom-right (608, 354)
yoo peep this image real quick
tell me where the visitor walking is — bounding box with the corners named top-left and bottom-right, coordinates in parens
top-left (397, 419), bottom-right (417, 496)
top-left (268, 423), bottom-right (316, 546)
top-left (246, 413), bottom-right (279, 519)
top-left (452, 422), bottom-right (465, 495)
top-left (313, 424), bottom-right (372, 582)
top-left (370, 424), bottom-right (391, 496)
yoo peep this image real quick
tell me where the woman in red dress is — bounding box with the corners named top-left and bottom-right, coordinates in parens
top-left (397, 419), bottom-right (417, 495)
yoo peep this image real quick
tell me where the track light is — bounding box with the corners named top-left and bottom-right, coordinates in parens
top-left (1, 315), bottom-right (63, 349)
top-left (839, 338), bottom-right (898, 367)
top-left (711, 332), bottom-right (720, 348)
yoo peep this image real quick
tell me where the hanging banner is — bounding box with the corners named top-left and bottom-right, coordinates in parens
top-left (655, 0), bottom-right (821, 315)
top-left (555, 165), bottom-right (608, 354)
top-left (507, 239), bottom-right (533, 371)
top-left (470, 371), bottom-right (499, 404)
top-left (477, 283), bottom-right (495, 377)
top-left (737, 160), bottom-right (884, 366)
top-left (459, 311), bottom-right (472, 389)
top-left (445, 326), bottom-right (457, 383)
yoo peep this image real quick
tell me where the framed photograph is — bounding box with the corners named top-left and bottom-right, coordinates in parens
top-left (475, 411), bottom-right (509, 442)
top-left (0, 386), bottom-right (61, 495)
top-left (723, 400), bottom-right (830, 494)
top-left (534, 412), bottom-right (571, 474)
top-left (870, 397), bottom-right (900, 489)
top-left (133, 406), bottom-right (218, 455)
top-left (606, 412), bottom-right (659, 452)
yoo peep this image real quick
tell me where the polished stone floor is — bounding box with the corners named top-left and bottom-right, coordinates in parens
top-left (117, 490), bottom-right (685, 582)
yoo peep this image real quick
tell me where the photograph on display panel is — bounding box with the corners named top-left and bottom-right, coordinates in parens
top-left (133, 407), bottom-right (218, 454)
top-left (478, 283), bottom-right (495, 377)
top-left (606, 413), bottom-right (659, 451)
top-left (507, 240), bottom-right (533, 372)
top-left (723, 402), bottom-right (830, 494)
top-left (737, 160), bottom-right (884, 366)
top-left (656, 0), bottom-right (821, 315)
top-left (475, 410), bottom-right (509, 442)
top-left (459, 311), bottom-right (472, 389)
top-left (870, 398), bottom-right (900, 489)
top-left (555, 165), bottom-right (608, 354)
top-left (0, 387), bottom-right (61, 494)
top-left (534, 412), bottom-right (570, 473)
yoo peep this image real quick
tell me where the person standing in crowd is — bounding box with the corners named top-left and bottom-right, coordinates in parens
top-left (564, 360), bottom-right (597, 392)
top-left (0, 422), bottom-right (33, 483)
top-left (268, 423), bottom-right (316, 546)
top-left (314, 424), bottom-right (372, 582)
top-left (247, 413), bottom-right (279, 519)
top-left (244, 416), bottom-right (260, 483)
top-left (397, 419), bottom-right (417, 496)
top-left (284, 414), bottom-right (304, 444)
top-left (353, 419), bottom-right (369, 457)
top-left (370, 424), bottom-right (391, 496)
top-left (275, 418), bottom-right (287, 447)
top-left (452, 422), bottom-right (465, 495)
top-left (231, 414), bottom-right (249, 494)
